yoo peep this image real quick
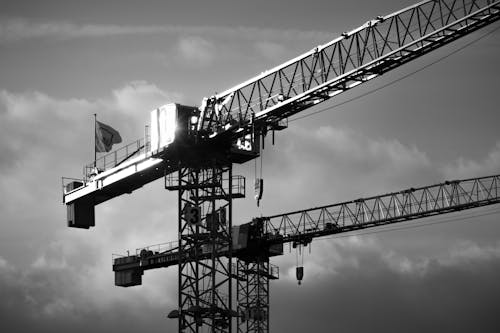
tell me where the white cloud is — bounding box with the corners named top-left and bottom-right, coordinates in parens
top-left (382, 250), bottom-right (430, 275)
top-left (0, 83), bottom-right (182, 325)
top-left (280, 235), bottom-right (383, 283)
top-left (0, 18), bottom-right (171, 43)
top-left (41, 298), bottom-right (76, 318)
top-left (381, 239), bottom-right (500, 276)
top-left (258, 125), bottom-right (434, 214)
top-left (277, 224), bottom-right (500, 284)
top-left (312, 126), bottom-right (431, 169)
top-left (445, 240), bottom-right (500, 265)
top-left (176, 36), bottom-right (216, 67)
top-left (111, 80), bottom-right (182, 116)
top-left (255, 41), bottom-right (287, 60)
top-left (0, 82), bottom-right (181, 275)
top-left (442, 142), bottom-right (500, 179)
top-left (0, 18), bottom-right (332, 45)
top-left (0, 81), bottom-right (180, 168)
top-left (0, 256), bottom-right (11, 270)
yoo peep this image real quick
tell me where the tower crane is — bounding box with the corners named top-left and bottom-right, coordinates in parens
top-left (61, 0), bottom-right (500, 332)
top-left (113, 174), bottom-right (500, 332)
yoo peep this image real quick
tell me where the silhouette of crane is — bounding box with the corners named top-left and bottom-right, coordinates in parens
top-left (62, 1), bottom-right (500, 331)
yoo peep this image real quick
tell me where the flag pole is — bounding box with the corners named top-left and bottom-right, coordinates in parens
top-left (94, 113), bottom-right (97, 168)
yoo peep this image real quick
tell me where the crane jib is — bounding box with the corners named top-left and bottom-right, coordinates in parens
top-left (199, 0), bottom-right (500, 137)
top-left (112, 173), bottom-right (500, 285)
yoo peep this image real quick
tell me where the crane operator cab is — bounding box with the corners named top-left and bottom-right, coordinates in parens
top-left (150, 103), bottom-right (260, 164)
top-left (150, 103), bottom-right (197, 154)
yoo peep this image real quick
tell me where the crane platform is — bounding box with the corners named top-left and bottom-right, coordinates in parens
top-left (62, 107), bottom-right (264, 228)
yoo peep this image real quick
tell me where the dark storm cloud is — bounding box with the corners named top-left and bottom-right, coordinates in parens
top-left (270, 239), bottom-right (500, 333)
top-left (0, 237), bottom-right (177, 333)
top-left (0, 259), bottom-right (171, 333)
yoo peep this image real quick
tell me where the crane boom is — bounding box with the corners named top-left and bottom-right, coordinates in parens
top-left (112, 173), bottom-right (500, 286)
top-left (200, 0), bottom-right (500, 136)
top-left (262, 174), bottom-right (500, 244)
top-left (62, 0), bottom-right (500, 229)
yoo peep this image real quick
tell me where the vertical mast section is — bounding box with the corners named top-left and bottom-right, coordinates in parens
top-left (173, 162), bottom-right (235, 332)
top-left (237, 260), bottom-right (278, 333)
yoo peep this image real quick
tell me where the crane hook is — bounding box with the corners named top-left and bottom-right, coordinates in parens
top-left (296, 266), bottom-right (304, 285)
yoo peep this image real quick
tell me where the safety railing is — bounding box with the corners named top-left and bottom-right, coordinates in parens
top-left (136, 240), bottom-right (179, 256)
top-left (83, 128), bottom-right (151, 183)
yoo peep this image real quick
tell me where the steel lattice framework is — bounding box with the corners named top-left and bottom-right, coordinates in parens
top-left (237, 260), bottom-right (279, 333)
top-left (167, 164), bottom-right (237, 332)
top-left (262, 175), bottom-right (500, 244)
top-left (199, 0), bottom-right (500, 136)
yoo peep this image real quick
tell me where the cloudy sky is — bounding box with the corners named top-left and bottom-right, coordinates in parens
top-left (1, 0), bottom-right (499, 332)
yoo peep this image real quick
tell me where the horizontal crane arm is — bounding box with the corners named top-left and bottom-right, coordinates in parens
top-left (262, 174), bottom-right (500, 245)
top-left (112, 173), bottom-right (500, 286)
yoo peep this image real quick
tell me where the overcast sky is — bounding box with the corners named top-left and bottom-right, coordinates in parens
top-left (1, 0), bottom-right (499, 332)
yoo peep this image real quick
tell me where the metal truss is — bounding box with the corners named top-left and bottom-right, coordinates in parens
top-left (173, 164), bottom-right (235, 332)
top-left (236, 260), bottom-right (279, 333)
top-left (114, 173), bottom-right (499, 331)
top-left (199, 0), bottom-right (500, 136)
top-left (262, 174), bottom-right (500, 244)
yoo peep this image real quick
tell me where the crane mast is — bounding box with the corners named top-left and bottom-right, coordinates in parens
top-left (61, 0), bottom-right (500, 332)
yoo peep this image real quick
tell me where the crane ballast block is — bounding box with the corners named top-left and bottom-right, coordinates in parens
top-left (115, 269), bottom-right (143, 287)
top-left (113, 255), bottom-right (143, 287)
top-left (66, 181), bottom-right (95, 229)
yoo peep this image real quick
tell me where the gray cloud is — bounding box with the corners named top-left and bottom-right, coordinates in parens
top-left (442, 142), bottom-right (500, 179)
top-left (0, 81), bottom-right (498, 332)
top-left (254, 41), bottom-right (288, 60)
top-left (249, 125), bottom-right (436, 216)
top-left (0, 18), bottom-right (332, 45)
top-left (270, 238), bottom-right (500, 332)
top-left (176, 36), bottom-right (216, 67)
top-left (0, 251), bottom-right (174, 332)
top-left (0, 83), bottom-right (181, 332)
top-left (0, 0), bottom-right (498, 331)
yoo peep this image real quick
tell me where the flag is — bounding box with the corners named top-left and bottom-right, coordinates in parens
top-left (95, 120), bottom-right (122, 153)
